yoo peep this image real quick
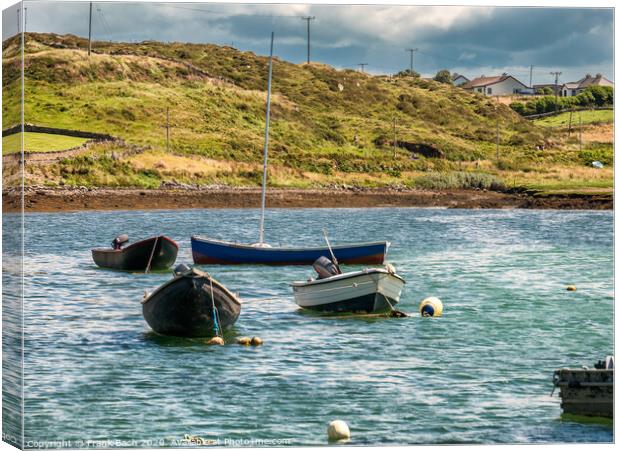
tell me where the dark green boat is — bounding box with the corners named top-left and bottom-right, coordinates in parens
top-left (141, 265), bottom-right (241, 337)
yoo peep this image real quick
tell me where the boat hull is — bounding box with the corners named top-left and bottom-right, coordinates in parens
top-left (191, 236), bottom-right (388, 265)
top-left (142, 268), bottom-right (241, 337)
top-left (92, 236), bottom-right (178, 271)
top-left (554, 368), bottom-right (613, 419)
top-left (292, 269), bottom-right (405, 313)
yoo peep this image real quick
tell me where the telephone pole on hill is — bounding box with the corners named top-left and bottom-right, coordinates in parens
top-left (405, 48), bottom-right (418, 74)
top-left (301, 16), bottom-right (315, 64)
top-left (88, 2), bottom-right (93, 56)
top-left (393, 117), bottom-right (397, 158)
top-left (166, 107), bottom-right (170, 152)
top-left (495, 100), bottom-right (500, 161)
top-left (358, 63), bottom-right (368, 73)
top-left (550, 71), bottom-right (562, 110)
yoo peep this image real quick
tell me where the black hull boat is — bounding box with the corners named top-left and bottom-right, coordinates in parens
top-left (92, 235), bottom-right (178, 271)
top-left (142, 265), bottom-right (241, 337)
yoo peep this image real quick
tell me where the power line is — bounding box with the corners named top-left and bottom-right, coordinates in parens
top-left (358, 63), bottom-right (368, 73)
top-left (154, 3), bottom-right (302, 19)
top-left (97, 8), bottom-right (113, 38)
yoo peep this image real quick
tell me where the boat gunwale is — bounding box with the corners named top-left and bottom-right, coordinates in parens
top-left (291, 268), bottom-right (405, 288)
top-left (92, 235), bottom-right (179, 254)
top-left (191, 235), bottom-right (390, 253)
top-left (141, 268), bottom-right (241, 306)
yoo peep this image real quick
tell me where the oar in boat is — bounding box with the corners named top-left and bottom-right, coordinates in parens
top-left (322, 229), bottom-right (342, 274)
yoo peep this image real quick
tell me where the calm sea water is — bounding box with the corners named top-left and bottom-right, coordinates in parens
top-left (5, 208), bottom-right (614, 446)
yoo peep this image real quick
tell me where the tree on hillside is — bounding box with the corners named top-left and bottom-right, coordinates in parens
top-left (433, 69), bottom-right (452, 84)
top-left (396, 69), bottom-right (420, 78)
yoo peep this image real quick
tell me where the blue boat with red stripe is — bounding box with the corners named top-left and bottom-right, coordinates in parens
top-left (191, 236), bottom-right (389, 265)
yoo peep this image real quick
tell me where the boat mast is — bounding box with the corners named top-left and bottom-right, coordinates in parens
top-left (258, 32), bottom-right (274, 245)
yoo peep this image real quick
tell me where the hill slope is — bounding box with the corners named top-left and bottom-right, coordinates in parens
top-left (2, 33), bottom-right (611, 193)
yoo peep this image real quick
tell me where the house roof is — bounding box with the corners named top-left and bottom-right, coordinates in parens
top-left (562, 74), bottom-right (614, 90)
top-left (577, 74), bottom-right (614, 88)
top-left (562, 82), bottom-right (580, 90)
top-left (452, 73), bottom-right (469, 81)
top-left (461, 74), bottom-right (528, 90)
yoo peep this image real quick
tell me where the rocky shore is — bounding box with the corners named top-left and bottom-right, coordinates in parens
top-left (2, 185), bottom-right (613, 212)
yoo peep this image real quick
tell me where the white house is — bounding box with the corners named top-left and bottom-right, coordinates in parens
top-left (452, 73), bottom-right (470, 86)
top-left (561, 74), bottom-right (614, 97)
top-left (461, 74), bottom-right (531, 96)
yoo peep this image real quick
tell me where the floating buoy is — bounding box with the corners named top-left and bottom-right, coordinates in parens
top-left (327, 420), bottom-right (350, 442)
top-left (420, 296), bottom-right (443, 317)
top-left (566, 285), bottom-right (577, 292)
top-left (251, 336), bottom-right (263, 346)
top-left (237, 337), bottom-right (252, 345)
top-left (206, 336), bottom-right (224, 346)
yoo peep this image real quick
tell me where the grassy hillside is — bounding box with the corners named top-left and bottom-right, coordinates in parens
top-left (2, 33), bottom-right (612, 193)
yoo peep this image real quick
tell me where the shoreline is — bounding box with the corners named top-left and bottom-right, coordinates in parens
top-left (2, 187), bottom-right (613, 212)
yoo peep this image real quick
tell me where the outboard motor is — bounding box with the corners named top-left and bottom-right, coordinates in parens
top-left (111, 234), bottom-right (129, 249)
top-left (173, 263), bottom-right (192, 277)
top-left (313, 256), bottom-right (340, 279)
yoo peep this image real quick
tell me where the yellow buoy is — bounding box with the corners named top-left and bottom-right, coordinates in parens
top-left (327, 420), bottom-right (350, 442)
top-left (251, 336), bottom-right (263, 346)
top-left (566, 285), bottom-right (577, 292)
top-left (206, 336), bottom-right (224, 346)
top-left (237, 337), bottom-right (252, 345)
top-left (420, 296), bottom-right (443, 317)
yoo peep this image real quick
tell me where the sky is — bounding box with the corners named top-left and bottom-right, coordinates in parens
top-left (1, 1), bottom-right (615, 85)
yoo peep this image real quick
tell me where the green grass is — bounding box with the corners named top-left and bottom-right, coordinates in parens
top-left (533, 109), bottom-right (613, 127)
top-left (2, 132), bottom-right (89, 155)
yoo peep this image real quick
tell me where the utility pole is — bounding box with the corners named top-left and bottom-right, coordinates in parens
top-left (166, 107), bottom-right (170, 152)
top-left (358, 63), bottom-right (368, 73)
top-left (88, 2), bottom-right (93, 56)
top-left (529, 65), bottom-right (533, 89)
top-left (301, 16), bottom-right (315, 64)
top-left (550, 71), bottom-right (561, 111)
top-left (496, 116), bottom-right (500, 161)
top-left (568, 109), bottom-right (573, 137)
top-left (495, 101), bottom-right (500, 161)
top-left (405, 48), bottom-right (418, 74)
top-left (393, 117), bottom-right (397, 158)
top-left (17, 8), bottom-right (19, 33)
top-left (579, 112), bottom-right (582, 152)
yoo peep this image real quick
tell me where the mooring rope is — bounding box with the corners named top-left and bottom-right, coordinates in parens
top-left (209, 275), bottom-right (221, 337)
top-left (145, 236), bottom-right (159, 274)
